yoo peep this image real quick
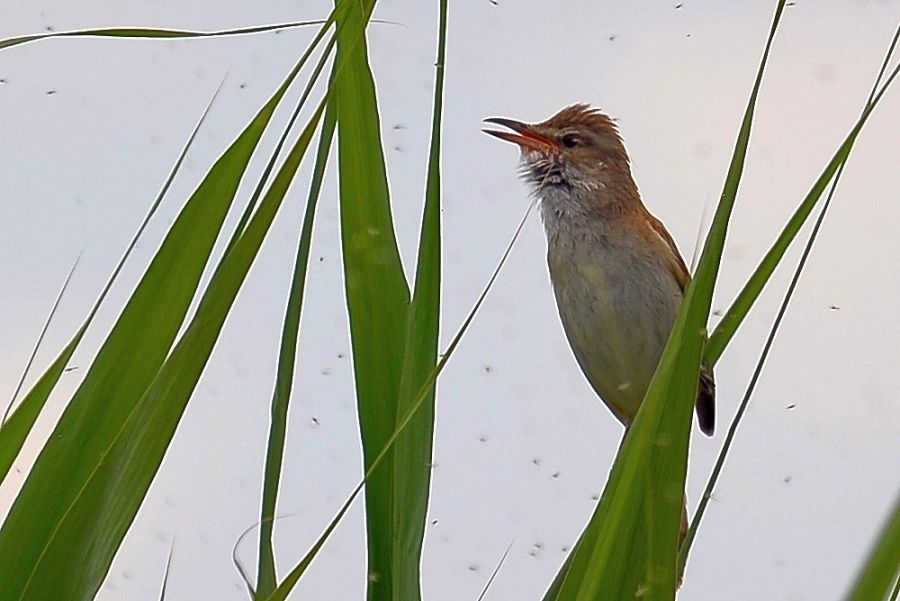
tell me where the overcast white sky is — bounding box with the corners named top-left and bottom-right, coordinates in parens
top-left (1, 1), bottom-right (899, 600)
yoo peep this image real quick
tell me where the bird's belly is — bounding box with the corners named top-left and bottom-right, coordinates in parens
top-left (550, 252), bottom-right (682, 424)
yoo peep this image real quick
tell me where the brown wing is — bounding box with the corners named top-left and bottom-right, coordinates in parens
top-left (645, 212), bottom-right (691, 292)
top-left (645, 210), bottom-right (716, 436)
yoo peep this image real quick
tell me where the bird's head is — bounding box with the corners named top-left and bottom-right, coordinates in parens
top-left (484, 104), bottom-right (632, 198)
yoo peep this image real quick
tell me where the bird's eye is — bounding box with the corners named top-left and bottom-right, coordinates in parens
top-left (561, 134), bottom-right (580, 148)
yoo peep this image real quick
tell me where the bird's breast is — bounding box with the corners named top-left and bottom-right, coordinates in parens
top-left (546, 227), bottom-right (683, 424)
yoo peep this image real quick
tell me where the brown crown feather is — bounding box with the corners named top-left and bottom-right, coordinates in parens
top-left (542, 104), bottom-right (623, 142)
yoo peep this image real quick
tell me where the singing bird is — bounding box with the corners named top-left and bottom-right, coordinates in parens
top-left (484, 104), bottom-right (715, 437)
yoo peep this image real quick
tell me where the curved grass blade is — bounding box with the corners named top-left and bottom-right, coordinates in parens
top-left (0, 44), bottom-right (319, 598)
top-left (255, 99), bottom-right (337, 599)
top-left (0, 21), bottom-right (325, 52)
top-left (0, 81), bottom-right (221, 485)
top-left (682, 24), bottom-right (900, 572)
top-left (544, 3), bottom-right (786, 599)
top-left (845, 497), bottom-right (900, 601)
top-left (262, 198), bottom-right (538, 601)
top-left (234, 520), bottom-right (262, 598)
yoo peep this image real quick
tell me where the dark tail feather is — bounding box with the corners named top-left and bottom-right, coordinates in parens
top-left (696, 364), bottom-right (716, 436)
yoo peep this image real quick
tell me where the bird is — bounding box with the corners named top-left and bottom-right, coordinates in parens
top-left (483, 104), bottom-right (715, 438)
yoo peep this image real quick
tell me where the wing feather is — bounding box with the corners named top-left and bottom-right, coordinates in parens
top-left (645, 212), bottom-right (691, 292)
top-left (641, 207), bottom-right (716, 436)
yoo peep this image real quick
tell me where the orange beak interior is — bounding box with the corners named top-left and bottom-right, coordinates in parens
top-left (483, 117), bottom-right (557, 152)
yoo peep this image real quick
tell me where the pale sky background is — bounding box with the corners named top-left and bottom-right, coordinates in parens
top-left (1, 1), bottom-right (899, 600)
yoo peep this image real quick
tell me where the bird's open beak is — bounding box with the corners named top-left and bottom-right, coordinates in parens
top-left (483, 117), bottom-right (557, 152)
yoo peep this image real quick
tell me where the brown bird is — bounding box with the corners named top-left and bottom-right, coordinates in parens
top-left (483, 104), bottom-right (715, 437)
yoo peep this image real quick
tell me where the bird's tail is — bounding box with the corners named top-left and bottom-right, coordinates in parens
top-left (695, 364), bottom-right (716, 436)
